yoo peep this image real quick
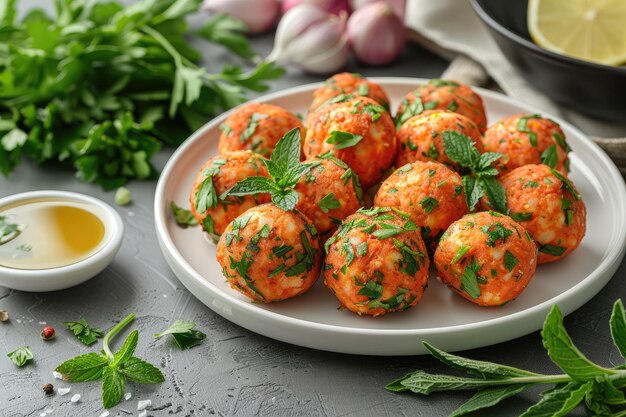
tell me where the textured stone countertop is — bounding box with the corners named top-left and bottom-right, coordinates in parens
top-left (2, 2), bottom-right (626, 417)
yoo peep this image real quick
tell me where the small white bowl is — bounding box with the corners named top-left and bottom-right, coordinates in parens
top-left (0, 190), bottom-right (124, 292)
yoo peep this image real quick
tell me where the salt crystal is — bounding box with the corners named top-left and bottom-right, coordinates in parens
top-left (137, 399), bottom-right (151, 410)
top-left (52, 371), bottom-right (62, 380)
top-left (98, 411), bottom-right (109, 417)
top-left (124, 392), bottom-right (132, 401)
top-left (57, 387), bottom-right (71, 396)
top-left (128, 212), bottom-right (135, 217)
top-left (40, 413), bottom-right (46, 417)
top-left (138, 411), bottom-right (147, 417)
top-left (44, 409), bottom-right (53, 413)
top-left (39, 321), bottom-right (47, 325)
top-left (70, 394), bottom-right (80, 403)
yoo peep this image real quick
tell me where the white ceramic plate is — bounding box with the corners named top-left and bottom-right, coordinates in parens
top-left (154, 78), bottom-right (626, 356)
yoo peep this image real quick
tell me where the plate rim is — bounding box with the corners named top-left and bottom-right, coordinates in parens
top-left (154, 78), bottom-right (626, 344)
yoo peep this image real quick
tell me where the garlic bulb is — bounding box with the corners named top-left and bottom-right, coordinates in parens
top-left (203, 0), bottom-right (280, 34)
top-left (268, 5), bottom-right (349, 74)
top-left (350, 0), bottom-right (405, 20)
top-left (281, 0), bottom-right (351, 16)
top-left (347, 1), bottom-right (406, 66)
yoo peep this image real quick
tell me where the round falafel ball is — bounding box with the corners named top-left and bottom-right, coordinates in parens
top-left (218, 103), bottom-right (305, 157)
top-left (190, 151), bottom-right (270, 239)
top-left (374, 161), bottom-right (468, 249)
top-left (482, 114), bottom-right (570, 174)
top-left (294, 157), bottom-right (363, 237)
top-left (434, 211), bottom-right (538, 307)
top-left (492, 164), bottom-right (586, 264)
top-left (309, 72), bottom-right (391, 114)
top-left (304, 96), bottom-right (397, 188)
top-left (396, 110), bottom-right (484, 169)
top-left (324, 207), bottom-right (430, 316)
top-left (395, 79), bottom-right (487, 132)
top-left (216, 204), bottom-right (323, 303)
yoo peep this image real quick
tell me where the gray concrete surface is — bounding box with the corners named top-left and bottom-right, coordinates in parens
top-left (1, 2), bottom-right (625, 417)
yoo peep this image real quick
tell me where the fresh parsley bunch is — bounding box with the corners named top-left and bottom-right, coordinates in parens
top-left (442, 131), bottom-right (506, 213)
top-left (0, 0), bottom-right (283, 189)
top-left (222, 128), bottom-right (318, 211)
top-left (388, 299), bottom-right (626, 417)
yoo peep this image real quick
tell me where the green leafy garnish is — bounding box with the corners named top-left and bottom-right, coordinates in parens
top-left (460, 257), bottom-right (482, 299)
top-left (154, 320), bottom-right (206, 350)
top-left (194, 158), bottom-right (227, 213)
top-left (481, 223), bottom-right (513, 247)
top-left (517, 114), bottom-right (542, 147)
top-left (541, 144), bottom-right (558, 168)
top-left (420, 196), bottom-right (439, 214)
top-left (63, 318), bottom-right (104, 346)
top-left (56, 314), bottom-right (164, 409)
top-left (7, 346), bottom-right (33, 367)
top-left (222, 128), bottom-right (317, 211)
top-left (443, 131), bottom-right (506, 212)
top-left (510, 212), bottom-right (533, 222)
top-left (395, 95), bottom-right (424, 128)
top-left (326, 131), bottom-right (364, 150)
top-left (0, 1), bottom-right (283, 188)
top-left (317, 193), bottom-right (341, 213)
top-left (388, 300), bottom-right (626, 416)
top-left (170, 202), bottom-right (198, 228)
top-left (504, 251), bottom-right (519, 272)
top-left (0, 215), bottom-right (21, 245)
top-left (539, 244), bottom-right (567, 257)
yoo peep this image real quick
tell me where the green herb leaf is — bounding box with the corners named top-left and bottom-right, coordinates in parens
top-left (519, 381), bottom-right (590, 417)
top-left (510, 212), bottom-right (533, 222)
top-left (102, 365), bottom-right (126, 409)
top-left (539, 244), bottom-right (567, 257)
top-left (481, 176), bottom-right (507, 213)
top-left (63, 318), bottom-right (103, 346)
top-left (265, 127), bottom-right (301, 179)
top-left (542, 304), bottom-right (610, 380)
top-left (541, 144), bottom-right (558, 168)
top-left (112, 330), bottom-right (138, 366)
top-left (0, 215), bottom-right (21, 245)
top-left (419, 196), bottom-right (439, 214)
top-left (460, 258), bottom-right (482, 299)
top-left (317, 193), bottom-right (341, 213)
top-left (170, 202), bottom-right (198, 228)
top-left (154, 319), bottom-right (206, 350)
top-left (610, 300), bottom-right (626, 361)
top-left (551, 169), bottom-right (580, 201)
top-left (504, 250), bottom-right (519, 272)
top-left (395, 95), bottom-right (424, 128)
top-left (118, 357), bottom-right (165, 383)
top-left (450, 384), bottom-right (531, 417)
top-left (443, 131), bottom-right (481, 168)
top-left (7, 346), bottom-right (33, 367)
top-left (56, 352), bottom-right (109, 382)
top-left (197, 14), bottom-right (256, 60)
top-left (222, 176), bottom-right (277, 198)
top-left (481, 222), bottom-right (513, 247)
top-left (326, 130), bottom-right (363, 150)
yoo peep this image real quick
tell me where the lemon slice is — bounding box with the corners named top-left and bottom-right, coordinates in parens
top-left (528, 0), bottom-right (626, 66)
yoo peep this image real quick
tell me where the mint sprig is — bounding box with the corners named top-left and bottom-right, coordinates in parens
top-left (221, 128), bottom-right (318, 211)
top-left (388, 299), bottom-right (626, 417)
top-left (443, 131), bottom-right (507, 212)
top-left (56, 314), bottom-right (164, 409)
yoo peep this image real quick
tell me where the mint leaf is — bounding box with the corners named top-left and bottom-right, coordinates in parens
top-left (113, 330), bottom-right (138, 366)
top-left (476, 152), bottom-right (503, 171)
top-left (443, 130), bottom-right (481, 167)
top-left (222, 177), bottom-right (277, 198)
top-left (266, 127), bottom-right (301, 179)
top-left (102, 365), bottom-right (126, 409)
top-left (450, 384), bottom-right (530, 417)
top-left (271, 189), bottom-right (299, 211)
top-left (462, 175), bottom-right (482, 212)
top-left (63, 318), bottom-right (103, 346)
top-left (56, 352), bottom-right (109, 382)
top-left (170, 202), bottom-right (198, 228)
top-left (419, 196), bottom-right (439, 214)
top-left (610, 300), bottom-right (626, 361)
top-left (155, 319), bottom-right (206, 350)
top-left (519, 381), bottom-right (590, 417)
top-left (119, 357), bottom-right (165, 383)
top-left (542, 304), bottom-right (610, 380)
top-left (7, 346), bottom-right (33, 367)
top-left (317, 193), bottom-right (341, 213)
top-left (326, 131), bottom-right (363, 150)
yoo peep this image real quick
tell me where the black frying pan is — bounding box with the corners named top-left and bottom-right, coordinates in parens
top-left (470, 0), bottom-right (626, 121)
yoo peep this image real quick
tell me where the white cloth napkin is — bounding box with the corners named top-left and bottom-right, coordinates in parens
top-left (404, 0), bottom-right (626, 138)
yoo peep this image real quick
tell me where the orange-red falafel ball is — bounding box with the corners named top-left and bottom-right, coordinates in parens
top-left (324, 207), bottom-right (430, 316)
top-left (309, 72), bottom-right (391, 113)
top-left (482, 114), bottom-right (570, 174)
top-left (216, 204), bottom-right (323, 303)
top-left (434, 211), bottom-right (538, 307)
top-left (190, 151), bottom-right (270, 238)
top-left (395, 79), bottom-right (487, 133)
top-left (218, 103), bottom-right (304, 157)
top-left (490, 164), bottom-right (586, 264)
top-left (374, 161), bottom-right (469, 249)
top-left (295, 157), bottom-right (363, 236)
top-left (304, 96), bottom-right (397, 188)
top-left (396, 110), bottom-right (484, 169)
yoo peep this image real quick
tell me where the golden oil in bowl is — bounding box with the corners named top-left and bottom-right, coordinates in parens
top-left (0, 199), bottom-right (106, 270)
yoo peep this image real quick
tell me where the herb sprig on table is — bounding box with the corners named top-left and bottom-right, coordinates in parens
top-left (221, 128), bottom-right (318, 211)
top-left (56, 314), bottom-right (164, 409)
top-left (388, 299), bottom-right (626, 417)
top-left (154, 319), bottom-right (206, 350)
top-left (0, 0), bottom-right (283, 189)
top-left (442, 131), bottom-right (506, 213)
top-left (63, 317), bottom-right (103, 346)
